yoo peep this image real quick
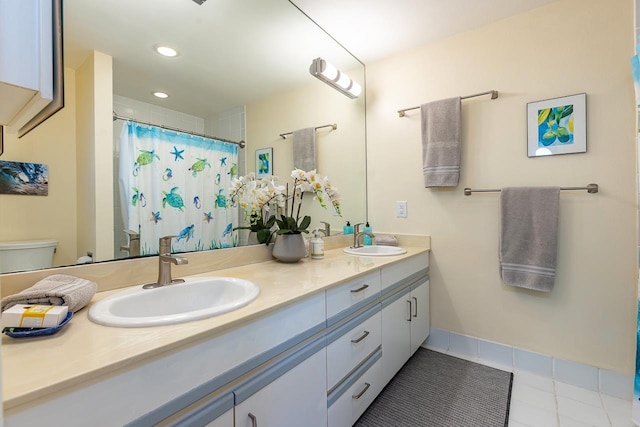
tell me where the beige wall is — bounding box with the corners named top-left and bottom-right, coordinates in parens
top-left (366, 0), bottom-right (637, 373)
top-left (75, 51), bottom-right (114, 262)
top-left (0, 69), bottom-right (78, 267)
top-left (246, 78), bottom-right (367, 233)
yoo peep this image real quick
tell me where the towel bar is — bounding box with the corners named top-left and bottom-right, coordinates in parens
top-left (397, 90), bottom-right (498, 117)
top-left (463, 184), bottom-right (598, 196)
top-left (279, 123), bottom-right (337, 139)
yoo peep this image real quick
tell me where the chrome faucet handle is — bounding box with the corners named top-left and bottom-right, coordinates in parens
top-left (159, 235), bottom-right (177, 255)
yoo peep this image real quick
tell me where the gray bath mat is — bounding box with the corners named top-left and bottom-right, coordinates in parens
top-left (354, 348), bottom-right (513, 427)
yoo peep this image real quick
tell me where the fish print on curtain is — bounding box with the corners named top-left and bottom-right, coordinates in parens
top-left (119, 122), bottom-right (238, 255)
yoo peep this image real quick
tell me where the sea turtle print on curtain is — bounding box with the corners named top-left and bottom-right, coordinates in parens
top-left (119, 122), bottom-right (239, 255)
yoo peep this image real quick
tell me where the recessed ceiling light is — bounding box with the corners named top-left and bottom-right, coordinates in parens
top-left (153, 92), bottom-right (169, 99)
top-left (154, 45), bottom-right (178, 57)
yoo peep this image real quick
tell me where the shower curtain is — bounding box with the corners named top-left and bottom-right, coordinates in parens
top-left (119, 122), bottom-right (239, 255)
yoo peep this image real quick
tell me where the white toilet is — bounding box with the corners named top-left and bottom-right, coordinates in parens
top-left (0, 240), bottom-right (58, 273)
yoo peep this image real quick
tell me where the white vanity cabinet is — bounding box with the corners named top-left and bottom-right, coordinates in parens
top-left (380, 252), bottom-right (430, 385)
top-left (234, 345), bottom-right (328, 427)
top-left (4, 250), bottom-right (430, 427)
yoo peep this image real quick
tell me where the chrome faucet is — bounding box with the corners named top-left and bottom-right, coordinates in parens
top-left (320, 221), bottom-right (331, 237)
top-left (143, 235), bottom-right (188, 289)
top-left (352, 223), bottom-right (375, 249)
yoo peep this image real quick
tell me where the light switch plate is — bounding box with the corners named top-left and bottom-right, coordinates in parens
top-left (396, 201), bottom-right (407, 218)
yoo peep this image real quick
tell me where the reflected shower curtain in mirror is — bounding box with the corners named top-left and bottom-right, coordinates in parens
top-left (119, 122), bottom-right (239, 255)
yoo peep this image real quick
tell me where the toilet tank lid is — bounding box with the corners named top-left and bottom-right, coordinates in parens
top-left (0, 240), bottom-right (58, 249)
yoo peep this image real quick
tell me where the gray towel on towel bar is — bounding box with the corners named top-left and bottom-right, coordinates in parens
top-left (499, 187), bottom-right (560, 292)
top-left (293, 127), bottom-right (316, 172)
top-left (421, 97), bottom-right (461, 187)
top-left (1, 274), bottom-right (97, 312)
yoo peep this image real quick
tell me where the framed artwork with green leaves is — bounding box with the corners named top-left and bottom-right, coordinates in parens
top-left (527, 93), bottom-right (586, 157)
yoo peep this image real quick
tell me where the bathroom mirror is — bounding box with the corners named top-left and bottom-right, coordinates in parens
top-left (0, 0), bottom-right (366, 271)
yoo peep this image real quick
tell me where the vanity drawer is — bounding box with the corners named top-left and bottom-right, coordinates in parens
top-left (326, 271), bottom-right (381, 325)
top-left (326, 306), bottom-right (381, 390)
top-left (381, 252), bottom-right (429, 292)
top-left (327, 347), bottom-right (383, 427)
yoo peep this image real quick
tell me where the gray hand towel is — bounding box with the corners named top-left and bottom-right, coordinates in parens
top-left (421, 97), bottom-right (462, 187)
top-left (292, 127), bottom-right (316, 171)
top-left (1, 274), bottom-right (97, 312)
top-left (375, 235), bottom-right (398, 246)
top-left (500, 187), bottom-right (560, 292)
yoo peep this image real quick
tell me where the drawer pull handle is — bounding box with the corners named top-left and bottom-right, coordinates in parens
top-left (407, 300), bottom-right (412, 322)
top-left (413, 296), bottom-right (418, 317)
top-left (351, 284), bottom-right (369, 293)
top-left (248, 413), bottom-right (258, 427)
top-left (351, 330), bottom-right (370, 344)
top-left (352, 382), bottom-right (371, 400)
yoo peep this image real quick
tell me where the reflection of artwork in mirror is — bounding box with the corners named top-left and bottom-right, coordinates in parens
top-left (0, 161), bottom-right (49, 196)
top-left (256, 147), bottom-right (273, 177)
top-left (527, 93), bottom-right (587, 157)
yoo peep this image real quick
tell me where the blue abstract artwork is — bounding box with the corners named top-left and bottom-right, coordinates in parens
top-left (0, 160), bottom-right (48, 196)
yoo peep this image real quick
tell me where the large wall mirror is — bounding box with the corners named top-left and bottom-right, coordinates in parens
top-left (0, 0), bottom-right (366, 272)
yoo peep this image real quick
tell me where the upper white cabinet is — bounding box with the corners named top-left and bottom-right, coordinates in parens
top-left (0, 0), bottom-right (54, 130)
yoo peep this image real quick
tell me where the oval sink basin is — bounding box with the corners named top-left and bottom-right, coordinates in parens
top-left (88, 277), bottom-right (260, 327)
top-left (343, 246), bottom-right (407, 256)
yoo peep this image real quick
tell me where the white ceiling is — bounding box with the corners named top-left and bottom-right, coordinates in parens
top-left (62, 0), bottom-right (556, 117)
top-left (291, 0), bottom-right (556, 63)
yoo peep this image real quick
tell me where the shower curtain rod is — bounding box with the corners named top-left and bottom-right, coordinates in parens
top-left (112, 113), bottom-right (246, 148)
top-left (397, 90), bottom-right (499, 117)
top-left (279, 123), bottom-right (337, 139)
top-left (463, 183), bottom-right (599, 196)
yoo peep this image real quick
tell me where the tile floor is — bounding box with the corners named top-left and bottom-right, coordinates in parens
top-left (509, 369), bottom-right (634, 427)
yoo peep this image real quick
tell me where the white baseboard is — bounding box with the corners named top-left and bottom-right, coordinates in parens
top-left (423, 328), bottom-right (633, 401)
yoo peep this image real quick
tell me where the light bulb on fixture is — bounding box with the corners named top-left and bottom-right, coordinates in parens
top-left (153, 91), bottom-right (169, 99)
top-left (309, 57), bottom-right (361, 99)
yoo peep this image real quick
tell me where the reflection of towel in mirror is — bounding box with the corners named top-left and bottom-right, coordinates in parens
top-left (375, 235), bottom-right (398, 246)
top-left (421, 97), bottom-right (461, 187)
top-left (1, 274), bottom-right (97, 313)
top-left (499, 187), bottom-right (560, 292)
top-left (293, 127), bottom-right (316, 171)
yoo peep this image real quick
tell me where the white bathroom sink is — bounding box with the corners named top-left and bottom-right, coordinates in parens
top-left (343, 246), bottom-right (407, 256)
top-left (88, 277), bottom-right (260, 327)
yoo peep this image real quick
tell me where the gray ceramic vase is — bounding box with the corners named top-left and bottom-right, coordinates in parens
top-left (272, 234), bottom-right (306, 263)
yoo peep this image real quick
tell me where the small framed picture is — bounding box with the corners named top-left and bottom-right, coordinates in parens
top-left (255, 147), bottom-right (273, 177)
top-left (527, 93), bottom-right (586, 157)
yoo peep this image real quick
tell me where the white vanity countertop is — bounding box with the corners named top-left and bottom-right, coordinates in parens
top-left (2, 244), bottom-right (429, 410)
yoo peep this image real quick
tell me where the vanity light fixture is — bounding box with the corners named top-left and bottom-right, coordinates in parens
top-left (153, 91), bottom-right (169, 99)
top-left (154, 45), bottom-right (179, 57)
top-left (309, 57), bottom-right (361, 99)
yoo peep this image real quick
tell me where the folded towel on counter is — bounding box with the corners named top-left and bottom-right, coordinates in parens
top-left (292, 127), bottom-right (317, 172)
top-left (375, 235), bottom-right (398, 246)
top-left (421, 97), bottom-right (462, 187)
top-left (499, 187), bottom-right (560, 292)
top-left (1, 274), bottom-right (97, 312)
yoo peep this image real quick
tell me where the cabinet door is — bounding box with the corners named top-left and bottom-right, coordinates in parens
top-left (410, 280), bottom-right (430, 355)
top-left (381, 289), bottom-right (411, 385)
top-left (235, 348), bottom-right (327, 427)
top-left (204, 409), bottom-right (233, 427)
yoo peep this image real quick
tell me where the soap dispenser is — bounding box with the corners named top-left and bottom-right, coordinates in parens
top-left (363, 221), bottom-right (373, 246)
top-left (343, 221), bottom-right (354, 235)
top-left (310, 229), bottom-right (324, 260)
